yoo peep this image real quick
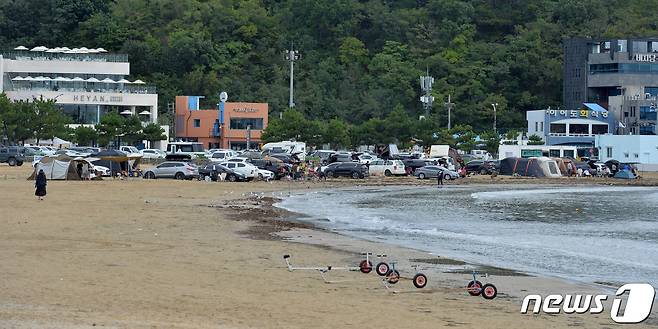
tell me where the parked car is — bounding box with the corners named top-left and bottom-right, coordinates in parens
top-left (401, 159), bottom-right (429, 175)
top-left (0, 146), bottom-right (25, 166)
top-left (368, 159), bottom-right (406, 176)
top-left (256, 169), bottom-right (275, 180)
top-left (21, 146), bottom-right (43, 156)
top-left (250, 158), bottom-right (290, 180)
top-left (308, 150), bottom-right (336, 165)
top-left (464, 160), bottom-right (497, 175)
top-left (119, 146), bottom-right (142, 155)
top-left (141, 149), bottom-right (166, 159)
top-left (209, 150), bottom-right (239, 162)
top-left (198, 163), bottom-right (247, 182)
top-left (143, 161), bottom-right (198, 180)
top-left (323, 162), bottom-right (369, 179)
top-left (414, 165), bottom-right (460, 180)
top-left (357, 153), bottom-right (377, 165)
top-left (219, 161), bottom-right (258, 180)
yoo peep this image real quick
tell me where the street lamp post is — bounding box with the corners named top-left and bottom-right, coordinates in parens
top-left (491, 103), bottom-right (498, 133)
top-left (284, 47), bottom-right (301, 109)
top-left (445, 95), bottom-right (454, 130)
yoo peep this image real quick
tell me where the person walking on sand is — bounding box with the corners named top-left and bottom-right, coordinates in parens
top-left (35, 169), bottom-right (47, 200)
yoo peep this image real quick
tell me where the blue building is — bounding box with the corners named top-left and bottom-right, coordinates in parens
top-left (527, 103), bottom-right (614, 147)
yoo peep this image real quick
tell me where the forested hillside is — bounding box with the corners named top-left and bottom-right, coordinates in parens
top-left (2, 0), bottom-right (657, 137)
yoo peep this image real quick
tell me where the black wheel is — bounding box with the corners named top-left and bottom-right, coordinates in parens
top-left (375, 262), bottom-right (390, 276)
top-left (481, 283), bottom-right (497, 299)
top-left (198, 174), bottom-right (205, 181)
top-left (467, 280), bottom-right (483, 296)
top-left (384, 170), bottom-right (392, 177)
top-left (351, 171), bottom-right (359, 179)
top-left (480, 168), bottom-right (487, 175)
top-left (144, 172), bottom-right (155, 179)
top-left (258, 173), bottom-right (263, 180)
top-left (444, 173), bottom-right (452, 180)
top-left (359, 260), bottom-right (373, 274)
top-left (327, 171), bottom-right (335, 178)
top-left (386, 269), bottom-right (400, 284)
top-left (175, 172), bottom-right (185, 180)
top-left (413, 273), bottom-right (428, 289)
top-left (227, 174), bottom-right (237, 182)
top-left (418, 173), bottom-right (426, 179)
top-left (16, 161), bottom-right (23, 166)
top-left (7, 158), bottom-right (16, 166)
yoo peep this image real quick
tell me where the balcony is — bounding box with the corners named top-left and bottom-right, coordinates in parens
top-left (2, 51), bottom-right (128, 63)
top-left (6, 84), bottom-right (157, 94)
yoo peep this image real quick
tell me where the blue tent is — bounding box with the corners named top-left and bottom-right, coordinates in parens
top-left (613, 170), bottom-right (635, 179)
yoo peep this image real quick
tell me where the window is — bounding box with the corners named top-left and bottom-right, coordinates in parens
top-left (606, 147), bottom-right (613, 158)
top-left (592, 124), bottom-right (608, 134)
top-left (640, 106), bottom-right (657, 121)
top-left (569, 124), bottom-right (589, 135)
top-left (634, 153), bottom-right (639, 158)
top-left (535, 122), bottom-right (538, 132)
top-left (540, 122), bottom-right (544, 132)
top-left (549, 150), bottom-right (561, 157)
top-left (564, 150), bottom-right (575, 158)
top-left (229, 118), bottom-right (264, 130)
top-left (550, 124), bottom-right (566, 134)
top-left (193, 119), bottom-right (201, 128)
top-left (624, 152), bottom-right (629, 158)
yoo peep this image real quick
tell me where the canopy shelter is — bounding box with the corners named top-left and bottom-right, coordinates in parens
top-left (28, 155), bottom-right (91, 180)
top-left (91, 150), bottom-right (141, 176)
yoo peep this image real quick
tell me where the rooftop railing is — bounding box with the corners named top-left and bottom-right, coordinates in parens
top-left (1, 51), bottom-right (128, 63)
top-left (8, 85), bottom-right (157, 94)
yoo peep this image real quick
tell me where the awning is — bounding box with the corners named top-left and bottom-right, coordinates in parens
top-left (583, 103), bottom-right (608, 112)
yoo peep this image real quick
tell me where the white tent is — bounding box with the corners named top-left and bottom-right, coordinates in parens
top-left (14, 46), bottom-right (28, 50)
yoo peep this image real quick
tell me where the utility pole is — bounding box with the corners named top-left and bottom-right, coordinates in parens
top-left (491, 103), bottom-right (498, 133)
top-left (246, 125), bottom-right (252, 150)
top-left (284, 46), bottom-right (301, 108)
top-left (419, 69), bottom-right (434, 119)
top-left (444, 95), bottom-right (454, 130)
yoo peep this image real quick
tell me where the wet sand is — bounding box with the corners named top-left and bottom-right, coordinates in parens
top-left (0, 164), bottom-right (656, 328)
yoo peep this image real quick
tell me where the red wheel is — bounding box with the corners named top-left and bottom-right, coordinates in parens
top-left (359, 260), bottom-right (373, 274)
top-left (413, 273), bottom-right (427, 288)
top-left (375, 262), bottom-right (390, 276)
top-left (387, 270), bottom-right (400, 284)
top-left (467, 280), bottom-right (482, 296)
top-left (481, 283), bottom-right (497, 299)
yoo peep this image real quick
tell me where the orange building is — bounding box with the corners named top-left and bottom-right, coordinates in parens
top-left (175, 96), bottom-right (268, 150)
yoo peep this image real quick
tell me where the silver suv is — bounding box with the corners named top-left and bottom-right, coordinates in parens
top-left (143, 161), bottom-right (198, 180)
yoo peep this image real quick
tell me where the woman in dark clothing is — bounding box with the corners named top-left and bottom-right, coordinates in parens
top-left (35, 169), bottom-right (47, 200)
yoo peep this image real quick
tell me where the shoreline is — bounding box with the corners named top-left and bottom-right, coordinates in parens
top-left (1, 164), bottom-right (657, 328)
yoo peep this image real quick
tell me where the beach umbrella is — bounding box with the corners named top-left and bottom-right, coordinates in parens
top-left (138, 110), bottom-right (151, 116)
top-left (45, 48), bottom-right (61, 53)
top-left (23, 76), bottom-right (35, 81)
top-left (101, 78), bottom-right (116, 84)
top-left (132, 79), bottom-right (145, 84)
top-left (53, 77), bottom-right (71, 82)
top-left (87, 49), bottom-right (99, 54)
top-left (60, 47), bottom-right (71, 51)
top-left (117, 79), bottom-right (131, 84)
top-left (79, 47), bottom-right (89, 51)
top-left (120, 109), bottom-right (133, 116)
top-left (14, 45), bottom-right (28, 51)
top-left (11, 76), bottom-right (25, 81)
top-left (30, 46), bottom-right (48, 51)
top-left (71, 77), bottom-right (85, 82)
top-left (86, 77), bottom-right (100, 83)
top-left (96, 48), bottom-right (108, 52)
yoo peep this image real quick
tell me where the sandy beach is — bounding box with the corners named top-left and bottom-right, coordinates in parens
top-left (0, 165), bottom-right (656, 328)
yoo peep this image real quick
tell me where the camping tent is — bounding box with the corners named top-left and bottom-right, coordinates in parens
top-left (498, 157), bottom-right (562, 178)
top-left (613, 170), bottom-right (635, 179)
top-left (28, 155), bottom-right (90, 180)
top-left (91, 150), bottom-right (132, 176)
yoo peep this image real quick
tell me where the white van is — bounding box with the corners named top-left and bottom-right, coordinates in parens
top-left (167, 142), bottom-right (205, 158)
top-left (209, 149), bottom-right (238, 162)
top-left (262, 141), bottom-right (306, 161)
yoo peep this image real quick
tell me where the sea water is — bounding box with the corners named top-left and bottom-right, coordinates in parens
top-left (277, 185), bottom-right (658, 286)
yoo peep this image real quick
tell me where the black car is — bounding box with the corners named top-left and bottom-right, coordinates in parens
top-left (250, 159), bottom-right (290, 179)
top-left (464, 160), bottom-right (496, 175)
top-left (198, 163), bottom-right (246, 182)
top-left (0, 146), bottom-right (25, 166)
top-left (323, 162), bottom-right (369, 179)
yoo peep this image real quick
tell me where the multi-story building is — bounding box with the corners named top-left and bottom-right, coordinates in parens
top-left (1, 45), bottom-right (167, 147)
top-left (175, 95), bottom-right (268, 150)
top-left (563, 37), bottom-right (658, 135)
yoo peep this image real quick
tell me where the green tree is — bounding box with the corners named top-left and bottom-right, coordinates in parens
top-left (95, 111), bottom-right (124, 147)
top-left (32, 98), bottom-right (71, 144)
top-left (73, 126), bottom-right (98, 146)
top-left (323, 118), bottom-right (350, 150)
top-left (528, 134), bottom-right (544, 145)
top-left (142, 123), bottom-right (167, 148)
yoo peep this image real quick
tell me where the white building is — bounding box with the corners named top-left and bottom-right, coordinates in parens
top-left (1, 46), bottom-right (167, 148)
top-left (498, 144), bottom-right (578, 160)
top-left (595, 135), bottom-right (658, 171)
